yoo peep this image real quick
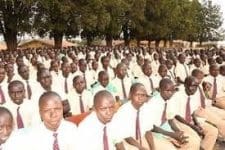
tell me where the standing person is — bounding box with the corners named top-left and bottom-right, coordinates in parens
top-left (78, 90), bottom-right (124, 150)
top-left (28, 91), bottom-right (78, 150)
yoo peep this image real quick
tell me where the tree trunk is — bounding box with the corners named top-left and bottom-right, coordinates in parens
top-left (155, 40), bottom-right (160, 48)
top-left (54, 32), bottom-right (63, 49)
top-left (137, 39), bottom-right (141, 47)
top-left (106, 34), bottom-right (113, 47)
top-left (169, 40), bottom-right (173, 47)
top-left (4, 28), bottom-right (17, 51)
top-left (87, 36), bottom-right (93, 46)
top-left (190, 41), bottom-right (193, 48)
top-left (122, 23), bottom-right (130, 47)
top-left (163, 40), bottom-right (167, 47)
top-left (148, 40), bottom-right (151, 48)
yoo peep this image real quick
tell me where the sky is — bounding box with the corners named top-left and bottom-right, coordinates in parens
top-left (213, 0), bottom-right (225, 27)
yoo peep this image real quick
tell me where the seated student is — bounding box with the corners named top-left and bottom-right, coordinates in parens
top-left (112, 83), bottom-right (155, 150)
top-left (111, 63), bottom-right (133, 101)
top-left (203, 64), bottom-right (225, 109)
top-left (78, 90), bottom-right (124, 150)
top-left (173, 76), bottom-right (218, 150)
top-left (67, 75), bottom-right (93, 115)
top-left (27, 91), bottom-right (78, 150)
top-left (91, 71), bottom-right (117, 97)
top-left (0, 107), bottom-right (14, 149)
top-left (136, 62), bottom-right (158, 96)
top-left (4, 80), bottom-right (40, 129)
top-left (148, 78), bottom-right (200, 150)
top-left (192, 69), bottom-right (225, 138)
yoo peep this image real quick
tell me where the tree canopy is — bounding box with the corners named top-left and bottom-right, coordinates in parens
top-left (0, 0), bottom-right (224, 49)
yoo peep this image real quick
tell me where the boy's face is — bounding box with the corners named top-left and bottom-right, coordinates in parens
top-left (9, 84), bottom-right (25, 105)
top-left (73, 77), bottom-right (85, 93)
top-left (0, 113), bottom-right (13, 144)
top-left (130, 86), bottom-right (148, 109)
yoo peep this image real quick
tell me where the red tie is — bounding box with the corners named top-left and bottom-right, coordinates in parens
top-left (64, 78), bottom-right (68, 94)
top-left (103, 126), bottom-right (109, 150)
top-left (26, 80), bottom-right (32, 100)
top-left (79, 95), bottom-right (85, 113)
top-left (185, 96), bottom-right (192, 123)
top-left (17, 107), bottom-right (24, 128)
top-left (212, 77), bottom-right (217, 100)
top-left (53, 133), bottom-right (60, 150)
top-left (149, 77), bottom-right (154, 93)
top-left (198, 86), bottom-right (206, 108)
top-left (161, 102), bottom-right (167, 125)
top-left (135, 110), bottom-right (142, 146)
top-left (0, 85), bottom-right (5, 104)
top-left (83, 73), bottom-right (87, 88)
top-left (121, 79), bottom-right (127, 99)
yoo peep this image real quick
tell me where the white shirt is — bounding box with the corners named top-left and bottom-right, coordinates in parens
top-left (113, 101), bottom-right (154, 139)
top-left (172, 88), bottom-right (201, 119)
top-left (4, 99), bottom-right (41, 129)
top-left (131, 64), bottom-right (143, 78)
top-left (78, 112), bottom-right (119, 150)
top-left (111, 76), bottom-right (133, 100)
top-left (67, 89), bottom-right (93, 115)
top-left (203, 74), bottom-right (225, 98)
top-left (136, 74), bottom-right (159, 95)
top-left (27, 120), bottom-right (78, 150)
top-left (175, 62), bottom-right (190, 82)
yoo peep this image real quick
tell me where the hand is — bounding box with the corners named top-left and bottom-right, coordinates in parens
top-left (193, 125), bottom-right (204, 137)
top-left (138, 146), bottom-right (148, 150)
top-left (172, 131), bottom-right (188, 144)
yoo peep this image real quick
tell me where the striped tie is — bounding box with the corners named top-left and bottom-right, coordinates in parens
top-left (53, 133), bottom-right (60, 150)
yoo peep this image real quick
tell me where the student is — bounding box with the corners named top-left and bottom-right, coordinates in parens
top-left (0, 66), bottom-right (7, 104)
top-left (137, 62), bottom-right (159, 96)
top-left (111, 63), bottom-right (133, 101)
top-left (91, 71), bottom-right (117, 97)
top-left (58, 62), bottom-right (74, 95)
top-left (17, 65), bottom-right (35, 100)
top-left (192, 69), bottom-right (225, 138)
top-left (77, 58), bottom-right (93, 89)
top-left (100, 56), bottom-right (115, 80)
top-left (4, 80), bottom-right (40, 129)
top-left (27, 91), bottom-right (78, 150)
top-left (173, 76), bottom-right (218, 150)
top-left (113, 83), bottom-right (155, 150)
top-left (166, 59), bottom-right (177, 84)
top-left (174, 53), bottom-right (190, 83)
top-left (0, 107), bottom-right (14, 149)
top-left (78, 90), bottom-right (123, 150)
top-left (67, 75), bottom-right (93, 115)
top-left (148, 78), bottom-right (200, 150)
top-left (203, 64), bottom-right (225, 108)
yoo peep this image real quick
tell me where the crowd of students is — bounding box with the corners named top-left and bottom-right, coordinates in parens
top-left (0, 46), bottom-right (225, 149)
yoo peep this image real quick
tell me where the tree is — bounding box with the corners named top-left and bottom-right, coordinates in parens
top-left (0, 0), bottom-right (34, 51)
top-left (198, 0), bottom-right (224, 45)
top-left (34, 0), bottom-right (79, 48)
